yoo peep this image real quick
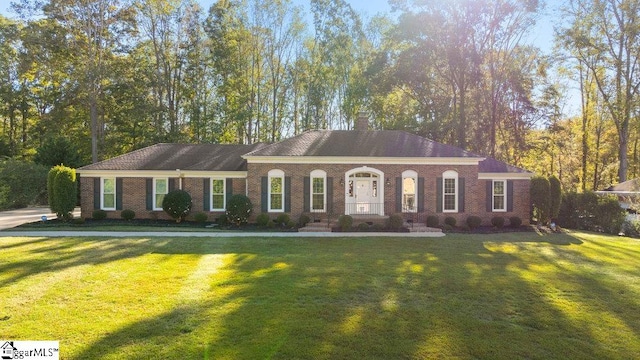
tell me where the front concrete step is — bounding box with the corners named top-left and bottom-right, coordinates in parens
top-left (299, 222), bottom-right (332, 232)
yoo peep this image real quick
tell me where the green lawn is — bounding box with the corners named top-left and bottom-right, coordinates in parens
top-left (1, 231), bottom-right (639, 359)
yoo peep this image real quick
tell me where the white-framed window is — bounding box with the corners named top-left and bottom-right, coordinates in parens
top-left (443, 170), bottom-right (458, 213)
top-left (268, 169), bottom-right (285, 212)
top-left (101, 177), bottom-right (116, 210)
top-left (402, 170), bottom-right (418, 213)
top-left (211, 178), bottom-right (226, 211)
top-left (153, 178), bottom-right (168, 210)
top-left (310, 170), bottom-right (326, 212)
top-left (493, 180), bottom-right (507, 212)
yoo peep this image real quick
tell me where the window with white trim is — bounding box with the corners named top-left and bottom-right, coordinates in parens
top-left (402, 170), bottom-right (417, 212)
top-left (102, 177), bottom-right (116, 210)
top-left (443, 170), bottom-right (458, 212)
top-left (493, 180), bottom-right (506, 212)
top-left (153, 178), bottom-right (168, 210)
top-left (211, 178), bottom-right (226, 211)
top-left (310, 170), bottom-right (326, 212)
top-left (268, 169), bottom-right (284, 212)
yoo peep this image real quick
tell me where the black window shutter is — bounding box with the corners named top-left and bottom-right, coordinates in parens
top-left (458, 178), bottom-right (465, 213)
top-left (285, 176), bottom-right (291, 212)
top-left (418, 177), bottom-right (425, 212)
top-left (93, 178), bottom-right (100, 210)
top-left (326, 177), bottom-right (333, 213)
top-left (396, 177), bottom-right (402, 212)
top-left (436, 177), bottom-right (443, 213)
top-left (116, 178), bottom-right (123, 210)
top-left (146, 179), bottom-right (153, 210)
top-left (169, 178), bottom-right (176, 191)
top-left (507, 180), bottom-right (514, 212)
top-left (203, 178), bottom-right (210, 211)
top-left (303, 176), bottom-right (310, 212)
top-left (226, 178), bottom-right (233, 208)
top-left (261, 177), bottom-right (268, 212)
top-left (486, 180), bottom-right (493, 212)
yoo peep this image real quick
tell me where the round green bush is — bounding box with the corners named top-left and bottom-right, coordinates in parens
top-left (225, 194), bottom-right (253, 226)
top-left (509, 216), bottom-right (522, 228)
top-left (491, 216), bottom-right (505, 228)
top-left (387, 213), bottom-right (404, 231)
top-left (338, 215), bottom-right (353, 231)
top-left (216, 214), bottom-right (229, 226)
top-left (442, 224), bottom-right (453, 231)
top-left (466, 215), bottom-right (482, 229)
top-left (162, 189), bottom-right (192, 223)
top-left (275, 213), bottom-right (291, 226)
top-left (298, 214), bottom-right (311, 227)
top-left (92, 209), bottom-right (107, 220)
top-left (444, 216), bottom-right (457, 227)
top-left (48, 165), bottom-right (77, 221)
top-left (372, 223), bottom-right (385, 231)
top-left (357, 222), bottom-right (370, 231)
top-left (426, 215), bottom-right (439, 227)
top-left (256, 212), bottom-right (270, 227)
top-left (194, 212), bottom-right (208, 223)
top-left (121, 209), bottom-right (136, 221)
top-left (286, 220), bottom-right (296, 229)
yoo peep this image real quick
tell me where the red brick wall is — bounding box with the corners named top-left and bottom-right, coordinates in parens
top-left (80, 176), bottom-right (246, 222)
top-left (246, 163), bottom-right (530, 226)
top-left (80, 168), bottom-right (530, 226)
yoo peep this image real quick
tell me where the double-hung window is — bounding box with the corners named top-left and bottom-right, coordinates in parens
top-left (268, 169), bottom-right (284, 212)
top-left (493, 180), bottom-right (506, 212)
top-left (154, 178), bottom-right (168, 210)
top-left (211, 178), bottom-right (226, 211)
top-left (102, 178), bottom-right (116, 210)
top-left (310, 170), bottom-right (326, 212)
top-left (443, 171), bottom-right (458, 212)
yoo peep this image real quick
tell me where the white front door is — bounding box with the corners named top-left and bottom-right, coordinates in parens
top-left (355, 180), bottom-right (372, 214)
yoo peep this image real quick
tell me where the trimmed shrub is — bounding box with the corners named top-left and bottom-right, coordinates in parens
top-left (460, 224), bottom-right (471, 231)
top-left (444, 216), bottom-right (457, 227)
top-left (372, 223), bottom-right (385, 231)
top-left (338, 215), bottom-right (353, 231)
top-left (194, 212), bottom-right (208, 223)
top-left (275, 213), bottom-right (291, 226)
top-left (549, 175), bottom-right (562, 220)
top-left (256, 213), bottom-right (270, 227)
top-left (595, 195), bottom-right (625, 234)
top-left (216, 214), bottom-right (229, 226)
top-left (162, 189), bottom-right (192, 223)
top-left (286, 220), bottom-right (296, 229)
top-left (426, 215), bottom-right (439, 227)
top-left (530, 176), bottom-right (551, 225)
top-left (0, 159), bottom-right (48, 209)
top-left (357, 222), bottom-right (370, 231)
top-left (72, 218), bottom-right (85, 225)
top-left (121, 209), bottom-right (136, 221)
top-left (225, 194), bottom-right (253, 226)
top-left (466, 216), bottom-right (482, 230)
top-left (92, 209), bottom-right (107, 220)
top-left (557, 191), bottom-right (580, 229)
top-left (509, 216), bottom-right (522, 228)
top-left (442, 224), bottom-right (453, 231)
top-left (298, 214), bottom-right (311, 227)
top-left (491, 216), bottom-right (505, 229)
top-left (387, 213), bottom-right (405, 231)
top-left (48, 165), bottom-right (77, 221)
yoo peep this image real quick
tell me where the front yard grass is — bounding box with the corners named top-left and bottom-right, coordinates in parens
top-left (1, 231), bottom-right (639, 359)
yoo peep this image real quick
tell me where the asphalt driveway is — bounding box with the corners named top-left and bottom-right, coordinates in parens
top-left (0, 206), bottom-right (81, 230)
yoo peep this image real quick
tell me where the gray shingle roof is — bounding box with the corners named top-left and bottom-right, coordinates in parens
top-left (478, 157), bottom-right (531, 174)
top-left (604, 178), bottom-right (640, 192)
top-left (244, 130), bottom-right (482, 158)
top-left (79, 143), bottom-right (266, 172)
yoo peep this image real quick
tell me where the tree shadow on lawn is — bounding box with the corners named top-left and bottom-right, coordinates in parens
top-left (0, 237), bottom-right (168, 288)
top-left (73, 234), bottom-right (637, 359)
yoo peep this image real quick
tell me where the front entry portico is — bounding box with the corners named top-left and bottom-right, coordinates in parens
top-left (345, 167), bottom-right (385, 216)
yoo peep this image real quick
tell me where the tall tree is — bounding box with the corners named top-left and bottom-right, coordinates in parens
top-left (559, 0), bottom-right (640, 182)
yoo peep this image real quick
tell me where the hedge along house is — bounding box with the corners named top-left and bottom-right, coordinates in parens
top-left (77, 118), bottom-right (533, 225)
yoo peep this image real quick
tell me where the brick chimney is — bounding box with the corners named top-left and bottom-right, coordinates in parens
top-left (354, 111), bottom-right (369, 131)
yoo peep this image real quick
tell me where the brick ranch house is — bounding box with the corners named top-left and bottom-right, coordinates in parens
top-left (77, 122), bottom-right (533, 226)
